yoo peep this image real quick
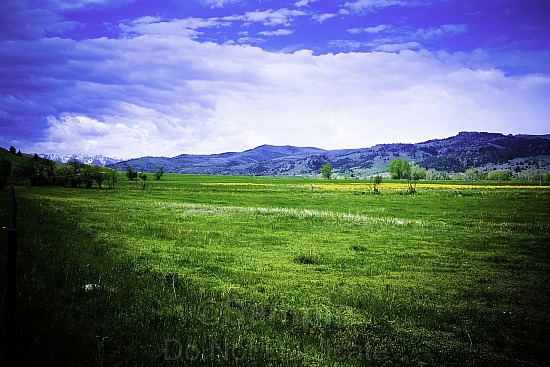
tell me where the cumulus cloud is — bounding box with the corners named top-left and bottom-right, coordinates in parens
top-left (0, 0), bottom-right (76, 40)
top-left (41, 0), bottom-right (115, 9)
top-left (240, 8), bottom-right (307, 27)
top-left (236, 36), bottom-right (265, 44)
top-left (343, 24), bottom-right (468, 51)
top-left (348, 24), bottom-right (390, 34)
top-left (119, 16), bottom-right (232, 37)
top-left (258, 29), bottom-right (293, 36)
top-left (341, 0), bottom-right (416, 13)
top-left (415, 24), bottom-right (467, 39)
top-left (374, 41), bottom-right (421, 51)
top-left (116, 9), bottom-right (308, 40)
top-left (200, 0), bottom-right (242, 9)
top-left (5, 27), bottom-right (549, 158)
top-left (328, 39), bottom-right (367, 49)
top-left (295, 0), bottom-right (309, 6)
top-left (35, 110), bottom-right (203, 158)
top-left (312, 13), bottom-right (336, 23)
top-left (1, 2), bottom-right (549, 158)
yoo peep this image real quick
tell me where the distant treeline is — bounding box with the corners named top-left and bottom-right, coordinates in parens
top-left (420, 135), bottom-right (550, 172)
top-left (1, 151), bottom-right (118, 190)
top-left (386, 157), bottom-right (550, 183)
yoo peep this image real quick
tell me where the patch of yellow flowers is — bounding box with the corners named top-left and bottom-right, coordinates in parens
top-left (203, 181), bottom-right (549, 191)
top-left (304, 182), bottom-right (550, 191)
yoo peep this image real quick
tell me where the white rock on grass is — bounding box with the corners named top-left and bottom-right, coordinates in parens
top-left (83, 284), bottom-right (101, 292)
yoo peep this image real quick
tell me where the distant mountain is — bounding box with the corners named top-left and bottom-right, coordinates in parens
top-left (110, 145), bottom-right (327, 175)
top-left (39, 153), bottom-right (123, 167)
top-left (108, 132), bottom-right (550, 177)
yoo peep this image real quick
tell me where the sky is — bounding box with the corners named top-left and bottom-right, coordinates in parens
top-left (1, 0), bottom-right (549, 158)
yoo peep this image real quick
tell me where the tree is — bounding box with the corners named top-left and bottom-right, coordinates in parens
top-left (54, 160), bottom-right (81, 187)
top-left (92, 166), bottom-right (105, 188)
top-left (487, 171), bottom-right (511, 181)
top-left (426, 169), bottom-right (450, 181)
top-left (321, 162), bottom-right (332, 179)
top-left (18, 155), bottom-right (57, 186)
top-left (373, 174), bottom-right (382, 194)
top-left (138, 172), bottom-right (147, 189)
top-left (155, 167), bottom-right (164, 181)
top-left (465, 167), bottom-right (477, 181)
top-left (9, 146), bottom-right (16, 155)
top-left (68, 160), bottom-right (84, 187)
top-left (55, 164), bottom-right (74, 187)
top-left (408, 163), bottom-right (426, 194)
top-left (43, 159), bottom-right (56, 184)
top-left (388, 158), bottom-right (411, 179)
top-left (126, 166), bottom-right (138, 181)
top-left (81, 165), bottom-right (94, 188)
top-left (106, 168), bottom-right (118, 189)
top-left (0, 158), bottom-right (12, 190)
top-left (410, 163), bottom-right (426, 181)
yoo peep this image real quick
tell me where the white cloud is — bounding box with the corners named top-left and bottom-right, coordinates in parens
top-left (312, 13), bottom-right (336, 23)
top-left (329, 39), bottom-right (367, 49)
top-left (41, 0), bottom-right (121, 10)
top-left (344, 24), bottom-right (467, 52)
top-left (237, 36), bottom-right (265, 44)
top-left (294, 0), bottom-right (321, 6)
top-left (8, 27), bottom-right (550, 158)
top-left (258, 29), bottom-right (294, 36)
top-left (415, 24), bottom-right (467, 39)
top-left (348, 24), bottom-right (389, 34)
top-left (119, 16), bottom-right (231, 37)
top-left (200, 0), bottom-right (241, 9)
top-left (364, 24), bottom-right (390, 33)
top-left (36, 104), bottom-right (209, 158)
top-left (240, 8), bottom-right (307, 27)
top-left (342, 0), bottom-right (414, 13)
top-left (36, 115), bottom-right (150, 157)
top-left (0, 0), bottom-right (76, 40)
top-left (374, 41), bottom-right (421, 51)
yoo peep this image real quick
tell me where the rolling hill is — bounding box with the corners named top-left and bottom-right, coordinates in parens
top-left (110, 132), bottom-right (550, 177)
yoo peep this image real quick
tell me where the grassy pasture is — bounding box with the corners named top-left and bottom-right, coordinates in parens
top-left (1, 175), bottom-right (550, 366)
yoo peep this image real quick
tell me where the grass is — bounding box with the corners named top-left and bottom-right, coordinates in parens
top-left (1, 175), bottom-right (550, 366)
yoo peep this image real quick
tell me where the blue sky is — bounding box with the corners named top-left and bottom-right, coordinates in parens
top-left (1, 0), bottom-right (549, 158)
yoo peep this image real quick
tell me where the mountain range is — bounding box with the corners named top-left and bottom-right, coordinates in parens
top-left (106, 132), bottom-right (550, 177)
top-left (38, 153), bottom-right (123, 167)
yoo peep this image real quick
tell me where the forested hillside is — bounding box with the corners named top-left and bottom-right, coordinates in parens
top-left (110, 132), bottom-right (550, 177)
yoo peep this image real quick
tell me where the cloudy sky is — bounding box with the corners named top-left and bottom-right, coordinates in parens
top-left (1, 0), bottom-right (549, 158)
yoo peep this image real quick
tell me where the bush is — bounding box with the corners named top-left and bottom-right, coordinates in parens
top-left (126, 166), bottom-right (138, 181)
top-left (155, 167), bottom-right (164, 181)
top-left (487, 171), bottom-right (511, 181)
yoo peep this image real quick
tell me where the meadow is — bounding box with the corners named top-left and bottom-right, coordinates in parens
top-left (1, 175), bottom-right (550, 366)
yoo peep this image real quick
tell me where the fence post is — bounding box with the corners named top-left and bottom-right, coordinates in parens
top-left (10, 184), bottom-right (17, 230)
top-left (5, 184), bottom-right (17, 364)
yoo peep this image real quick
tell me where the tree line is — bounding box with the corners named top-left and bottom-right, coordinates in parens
top-left (319, 156), bottom-right (549, 184)
top-left (0, 146), bottom-right (171, 191)
top-left (0, 153), bottom-right (118, 190)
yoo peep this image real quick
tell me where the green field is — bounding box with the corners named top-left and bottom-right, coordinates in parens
top-left (2, 175), bottom-right (550, 366)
